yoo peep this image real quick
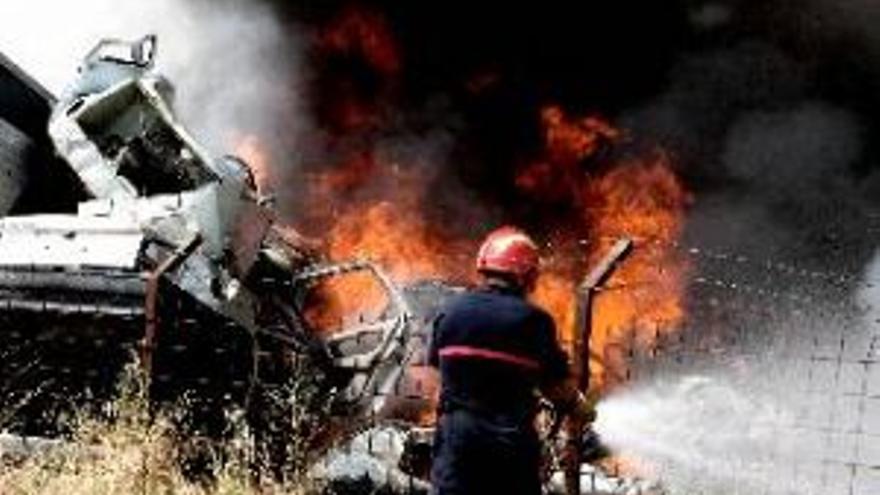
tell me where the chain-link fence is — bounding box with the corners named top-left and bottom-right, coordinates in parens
top-left (1, 241), bottom-right (879, 494)
top-left (580, 242), bottom-right (880, 495)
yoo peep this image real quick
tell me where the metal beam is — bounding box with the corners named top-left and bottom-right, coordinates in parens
top-left (565, 237), bottom-right (633, 495)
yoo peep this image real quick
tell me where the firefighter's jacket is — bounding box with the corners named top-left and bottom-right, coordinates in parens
top-left (428, 285), bottom-right (570, 495)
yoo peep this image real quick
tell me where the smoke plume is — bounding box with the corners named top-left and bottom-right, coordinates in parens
top-left (0, 0), bottom-right (304, 171)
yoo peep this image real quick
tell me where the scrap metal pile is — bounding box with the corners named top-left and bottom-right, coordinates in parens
top-left (0, 36), bottom-right (422, 439)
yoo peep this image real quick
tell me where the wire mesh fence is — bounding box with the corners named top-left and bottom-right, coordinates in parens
top-left (1, 241), bottom-right (879, 494)
top-left (581, 241), bottom-right (880, 495)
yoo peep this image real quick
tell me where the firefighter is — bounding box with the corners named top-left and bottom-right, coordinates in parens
top-left (428, 226), bottom-right (597, 495)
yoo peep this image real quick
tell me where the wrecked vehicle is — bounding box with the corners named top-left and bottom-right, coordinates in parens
top-left (0, 36), bottom-right (424, 445)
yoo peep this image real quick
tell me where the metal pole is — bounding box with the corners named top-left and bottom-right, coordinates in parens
top-left (142, 234), bottom-right (202, 377)
top-left (564, 238), bottom-right (633, 495)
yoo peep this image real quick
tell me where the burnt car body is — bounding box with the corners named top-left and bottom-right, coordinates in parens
top-left (0, 36), bottom-right (424, 439)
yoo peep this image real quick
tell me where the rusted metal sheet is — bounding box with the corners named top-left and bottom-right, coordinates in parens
top-left (142, 234), bottom-right (203, 376)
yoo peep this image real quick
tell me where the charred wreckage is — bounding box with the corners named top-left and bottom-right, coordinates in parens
top-left (0, 33), bottom-right (421, 455)
top-left (0, 37), bottom-right (659, 494)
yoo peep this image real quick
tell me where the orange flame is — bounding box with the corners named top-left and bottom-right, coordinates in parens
top-left (247, 42), bottom-right (688, 399)
top-left (520, 106), bottom-right (690, 389)
top-left (516, 105), bottom-right (620, 201)
top-left (300, 157), bottom-right (474, 336)
top-left (319, 6), bottom-right (401, 77)
top-left (296, 104), bottom-right (689, 393)
top-left (323, 163), bottom-right (473, 283)
top-left (303, 270), bottom-right (391, 333)
top-left (542, 105), bottom-right (620, 164)
top-left (233, 133), bottom-right (274, 193)
top-left (553, 155), bottom-right (688, 389)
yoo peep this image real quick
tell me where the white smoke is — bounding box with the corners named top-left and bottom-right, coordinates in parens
top-left (596, 356), bottom-right (880, 495)
top-left (0, 0), bottom-right (305, 172)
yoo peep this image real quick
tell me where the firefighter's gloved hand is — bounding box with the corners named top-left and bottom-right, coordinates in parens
top-left (579, 426), bottom-right (610, 463)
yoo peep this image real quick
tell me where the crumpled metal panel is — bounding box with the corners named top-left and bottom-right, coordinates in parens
top-left (0, 214), bottom-right (143, 269)
top-left (47, 106), bottom-right (137, 199)
top-left (0, 119), bottom-right (29, 215)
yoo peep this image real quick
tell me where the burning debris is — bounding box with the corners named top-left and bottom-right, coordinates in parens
top-left (0, 18), bottom-right (694, 492)
top-left (288, 6), bottom-right (694, 395)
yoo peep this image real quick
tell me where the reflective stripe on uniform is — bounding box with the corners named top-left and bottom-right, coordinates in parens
top-left (438, 345), bottom-right (540, 370)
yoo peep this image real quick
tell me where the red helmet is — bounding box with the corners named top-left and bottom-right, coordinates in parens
top-left (476, 226), bottom-right (540, 288)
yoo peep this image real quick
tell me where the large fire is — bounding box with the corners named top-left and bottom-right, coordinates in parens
top-left (292, 152), bottom-right (476, 332)
top-left (521, 106), bottom-right (689, 388)
top-left (303, 6), bottom-right (464, 285)
top-left (293, 110), bottom-right (689, 389)
top-left (300, 160), bottom-right (475, 331)
top-left (529, 155), bottom-right (689, 388)
top-left (516, 105), bottom-right (621, 200)
top-left (237, 7), bottom-right (690, 394)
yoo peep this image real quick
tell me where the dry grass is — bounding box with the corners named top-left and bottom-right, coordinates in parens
top-left (0, 365), bottom-right (323, 495)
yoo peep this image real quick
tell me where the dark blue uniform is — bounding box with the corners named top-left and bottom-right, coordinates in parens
top-left (428, 286), bottom-right (570, 495)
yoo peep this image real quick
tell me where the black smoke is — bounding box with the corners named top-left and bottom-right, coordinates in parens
top-left (271, 0), bottom-right (879, 259)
